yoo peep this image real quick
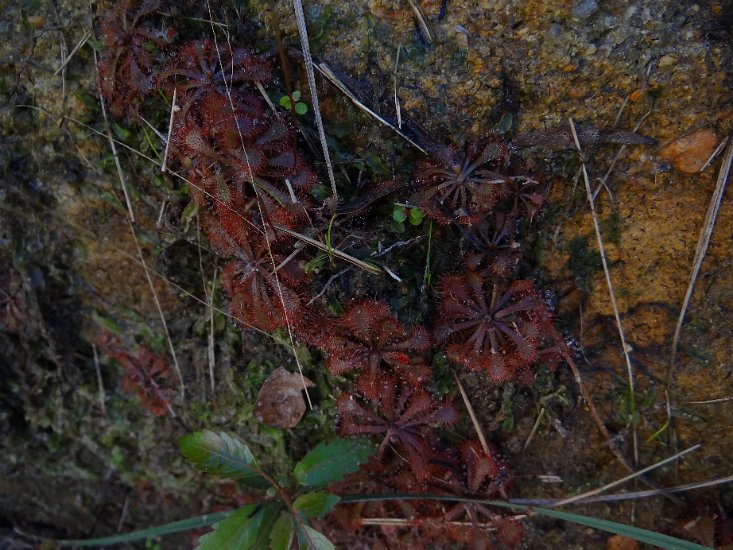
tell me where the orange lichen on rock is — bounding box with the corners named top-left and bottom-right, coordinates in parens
top-left (659, 129), bottom-right (719, 173)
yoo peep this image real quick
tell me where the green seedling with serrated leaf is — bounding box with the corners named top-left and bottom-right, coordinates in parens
top-left (55, 430), bottom-right (711, 550)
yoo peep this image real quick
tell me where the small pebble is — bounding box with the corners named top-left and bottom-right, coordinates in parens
top-left (571, 0), bottom-right (599, 19)
top-left (455, 28), bottom-right (469, 48)
top-left (607, 535), bottom-right (639, 550)
top-left (629, 88), bottom-right (645, 102)
top-left (658, 54), bottom-right (677, 67)
top-left (26, 15), bottom-right (45, 28)
top-left (659, 129), bottom-right (719, 173)
top-left (548, 23), bottom-right (564, 37)
top-left (566, 86), bottom-right (587, 100)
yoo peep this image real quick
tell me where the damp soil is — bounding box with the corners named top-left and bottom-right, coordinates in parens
top-left (1, 0), bottom-right (732, 548)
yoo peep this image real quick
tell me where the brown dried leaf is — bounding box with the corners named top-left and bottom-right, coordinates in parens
top-left (253, 367), bottom-right (315, 428)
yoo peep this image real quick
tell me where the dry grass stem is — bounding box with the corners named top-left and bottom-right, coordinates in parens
top-left (522, 407), bottom-right (545, 451)
top-left (54, 30), bottom-right (91, 76)
top-left (275, 225), bottom-right (383, 275)
top-left (570, 117), bottom-right (638, 467)
top-left (116, 496), bottom-right (129, 533)
top-left (361, 518), bottom-right (497, 529)
top-left (454, 372), bottom-right (492, 458)
top-left (512, 473), bottom-right (733, 507)
top-left (292, 0), bottom-right (338, 200)
top-left (156, 200), bottom-right (166, 229)
top-left (393, 45), bottom-right (402, 128)
top-left (160, 87), bottom-right (178, 173)
top-left (255, 81), bottom-right (277, 112)
top-left (92, 344), bottom-right (107, 415)
top-left (64, 114), bottom-right (267, 237)
top-left (126, 214), bottom-right (186, 399)
top-left (92, 49), bottom-right (136, 222)
top-left (315, 62), bottom-right (428, 154)
top-left (178, 15), bottom-right (228, 27)
top-left (370, 235), bottom-right (425, 257)
top-left (405, 0), bottom-right (433, 44)
top-left (206, 3), bottom-right (312, 408)
top-left (687, 396), bottom-right (733, 405)
top-left (699, 136), bottom-right (729, 172)
top-left (612, 95), bottom-right (630, 129)
top-left (669, 136), bottom-right (733, 379)
top-left (197, 219), bottom-right (216, 392)
top-left (207, 265), bottom-right (217, 392)
top-left (139, 116), bottom-right (166, 142)
top-left (551, 444), bottom-right (701, 507)
top-left (56, 15), bottom-right (67, 99)
top-left (592, 110), bottom-right (653, 201)
top-left (382, 265), bottom-right (402, 282)
top-left (307, 268), bottom-right (351, 306)
top-left (563, 355), bottom-right (680, 502)
top-left (93, 37), bottom-right (185, 398)
top-left (273, 246), bottom-right (302, 273)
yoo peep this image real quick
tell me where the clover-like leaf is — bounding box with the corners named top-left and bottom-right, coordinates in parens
top-left (293, 492), bottom-right (340, 519)
top-left (392, 205), bottom-right (408, 222)
top-left (179, 430), bottom-right (270, 488)
top-left (293, 438), bottom-right (374, 488)
top-left (409, 207), bottom-right (425, 225)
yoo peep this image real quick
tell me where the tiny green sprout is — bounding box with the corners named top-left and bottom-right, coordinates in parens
top-left (392, 205), bottom-right (408, 223)
top-left (409, 207), bottom-right (424, 225)
top-left (305, 253), bottom-right (328, 274)
top-left (279, 90), bottom-right (308, 115)
top-left (391, 204), bottom-right (423, 233)
top-left (310, 184), bottom-right (332, 202)
top-left (495, 112), bottom-right (513, 134)
top-left (111, 121), bottom-right (134, 142)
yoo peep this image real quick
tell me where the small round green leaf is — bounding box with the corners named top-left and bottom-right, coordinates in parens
top-left (409, 207), bottom-right (425, 225)
top-left (392, 206), bottom-right (408, 223)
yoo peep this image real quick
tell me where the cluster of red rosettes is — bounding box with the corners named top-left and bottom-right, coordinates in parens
top-left (97, 2), bottom-right (570, 545)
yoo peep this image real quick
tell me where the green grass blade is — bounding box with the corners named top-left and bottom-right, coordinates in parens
top-left (340, 493), bottom-right (711, 550)
top-left (49, 492), bottom-right (712, 549)
top-left (53, 511), bottom-right (230, 547)
top-left (505, 504), bottom-right (710, 549)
